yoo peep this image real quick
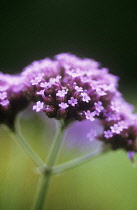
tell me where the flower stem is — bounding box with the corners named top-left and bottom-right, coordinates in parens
top-left (33, 120), bottom-right (65, 210)
top-left (2, 114), bottom-right (45, 168)
top-left (52, 146), bottom-right (105, 174)
top-left (32, 173), bottom-right (51, 210)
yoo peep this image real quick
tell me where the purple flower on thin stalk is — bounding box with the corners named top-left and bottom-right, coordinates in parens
top-left (1, 53), bottom-right (137, 160)
top-left (20, 53), bottom-right (137, 158)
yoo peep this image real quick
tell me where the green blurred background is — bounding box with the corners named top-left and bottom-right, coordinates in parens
top-left (1, 0), bottom-right (137, 209)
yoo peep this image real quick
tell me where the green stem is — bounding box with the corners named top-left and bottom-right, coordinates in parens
top-left (3, 113), bottom-right (107, 210)
top-left (2, 114), bottom-right (45, 168)
top-left (32, 173), bottom-right (51, 210)
top-left (52, 147), bottom-right (105, 174)
top-left (33, 120), bottom-right (65, 210)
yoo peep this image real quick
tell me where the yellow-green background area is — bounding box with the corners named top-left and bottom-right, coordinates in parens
top-left (0, 92), bottom-right (137, 210)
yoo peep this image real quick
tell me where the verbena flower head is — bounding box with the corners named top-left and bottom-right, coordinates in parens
top-left (22, 53), bottom-right (119, 122)
top-left (1, 53), bottom-right (137, 159)
top-left (21, 53), bottom-right (137, 157)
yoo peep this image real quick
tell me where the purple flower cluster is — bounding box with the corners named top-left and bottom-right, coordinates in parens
top-left (1, 53), bottom-right (137, 158)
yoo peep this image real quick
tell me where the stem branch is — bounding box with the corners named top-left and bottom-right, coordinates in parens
top-left (2, 114), bottom-right (45, 168)
top-left (33, 120), bottom-right (65, 210)
top-left (52, 147), bottom-right (104, 174)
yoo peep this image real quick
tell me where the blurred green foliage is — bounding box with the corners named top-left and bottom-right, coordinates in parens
top-left (1, 111), bottom-right (137, 210)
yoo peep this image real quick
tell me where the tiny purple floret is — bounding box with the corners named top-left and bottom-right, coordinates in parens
top-left (56, 90), bottom-right (68, 97)
top-left (85, 110), bottom-right (95, 121)
top-left (0, 99), bottom-right (9, 107)
top-left (104, 130), bottom-right (113, 139)
top-left (40, 82), bottom-right (49, 88)
top-left (75, 86), bottom-right (83, 92)
top-left (68, 97), bottom-right (78, 106)
top-left (59, 102), bottom-right (69, 109)
top-left (37, 90), bottom-right (45, 95)
top-left (94, 101), bottom-right (104, 115)
top-left (111, 101), bottom-right (121, 112)
top-left (31, 73), bottom-right (44, 85)
top-left (0, 91), bottom-right (7, 100)
top-left (33, 101), bottom-right (44, 112)
top-left (110, 123), bottom-right (121, 134)
top-left (81, 92), bottom-right (90, 103)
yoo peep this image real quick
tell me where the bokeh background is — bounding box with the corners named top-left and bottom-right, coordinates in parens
top-left (1, 0), bottom-right (137, 209)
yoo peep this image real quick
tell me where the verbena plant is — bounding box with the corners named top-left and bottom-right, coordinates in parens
top-left (0, 53), bottom-right (136, 209)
